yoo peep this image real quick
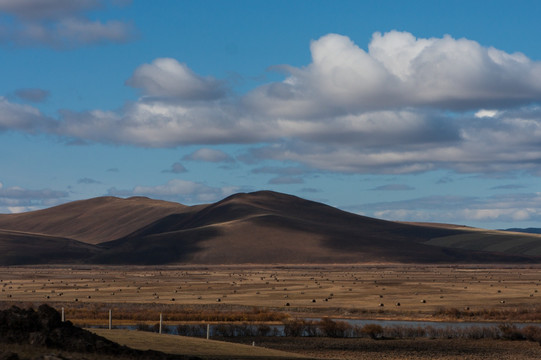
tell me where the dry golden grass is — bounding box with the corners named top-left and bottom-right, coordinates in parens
top-left (1, 264), bottom-right (541, 322)
top-left (90, 328), bottom-right (310, 359)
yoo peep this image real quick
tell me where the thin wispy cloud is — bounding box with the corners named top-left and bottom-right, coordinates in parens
top-left (0, 181), bottom-right (68, 213)
top-left (162, 162), bottom-right (188, 174)
top-left (14, 88), bottom-right (50, 103)
top-left (372, 184), bottom-right (415, 191)
top-left (77, 177), bottom-right (101, 184)
top-left (108, 179), bottom-right (239, 204)
top-left (362, 193), bottom-right (541, 224)
top-left (491, 184), bottom-right (527, 190)
top-left (268, 176), bottom-right (304, 185)
top-left (183, 148), bottom-right (234, 163)
top-left (0, 0), bottom-right (136, 48)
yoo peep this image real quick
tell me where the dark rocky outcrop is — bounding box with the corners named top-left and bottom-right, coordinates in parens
top-left (0, 352), bottom-right (19, 360)
top-left (0, 305), bottom-right (197, 359)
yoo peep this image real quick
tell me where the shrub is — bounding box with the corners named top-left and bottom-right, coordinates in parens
top-left (256, 324), bottom-right (271, 337)
top-left (360, 324), bottom-right (384, 339)
top-left (214, 323), bottom-right (236, 337)
top-left (520, 325), bottom-right (541, 342)
top-left (283, 319), bottom-right (306, 337)
top-left (318, 318), bottom-right (351, 338)
top-left (498, 323), bottom-right (525, 340)
top-left (136, 323), bottom-right (151, 332)
top-left (176, 324), bottom-right (206, 337)
top-left (234, 323), bottom-right (256, 337)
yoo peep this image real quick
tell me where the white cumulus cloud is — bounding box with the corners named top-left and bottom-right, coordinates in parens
top-left (4, 31), bottom-right (541, 178)
top-left (126, 58), bottom-right (227, 100)
top-left (0, 97), bottom-right (53, 132)
top-left (246, 31), bottom-right (541, 118)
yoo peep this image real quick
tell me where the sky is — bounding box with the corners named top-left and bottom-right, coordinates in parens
top-left (1, 0), bottom-right (541, 230)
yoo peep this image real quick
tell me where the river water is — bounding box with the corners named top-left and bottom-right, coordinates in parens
top-left (89, 318), bottom-right (540, 337)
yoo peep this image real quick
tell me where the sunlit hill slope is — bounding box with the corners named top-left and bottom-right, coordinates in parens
top-left (0, 191), bottom-right (539, 265)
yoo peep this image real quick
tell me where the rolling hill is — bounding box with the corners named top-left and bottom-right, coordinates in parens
top-left (0, 191), bottom-right (540, 265)
top-left (0, 196), bottom-right (187, 244)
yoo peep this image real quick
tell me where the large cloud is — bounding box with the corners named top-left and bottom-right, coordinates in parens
top-left (0, 0), bottom-right (135, 48)
top-left (56, 100), bottom-right (268, 146)
top-left (245, 108), bottom-right (541, 175)
top-left (245, 31), bottom-right (541, 117)
top-left (5, 31), bottom-right (541, 177)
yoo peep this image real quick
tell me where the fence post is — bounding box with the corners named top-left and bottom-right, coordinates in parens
top-left (61, 307), bottom-right (65, 322)
top-left (109, 309), bottom-right (112, 330)
top-left (159, 313), bottom-right (163, 334)
top-left (207, 323), bottom-right (210, 339)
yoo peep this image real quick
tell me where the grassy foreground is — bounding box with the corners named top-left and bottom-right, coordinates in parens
top-left (90, 328), bottom-right (310, 359)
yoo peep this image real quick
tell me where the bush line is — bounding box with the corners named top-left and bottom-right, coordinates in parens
top-left (134, 317), bottom-right (541, 344)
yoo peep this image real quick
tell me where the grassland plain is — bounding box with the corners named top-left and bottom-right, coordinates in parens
top-left (89, 330), bottom-right (541, 360)
top-left (222, 337), bottom-right (541, 360)
top-left (3, 264), bottom-right (541, 359)
top-left (2, 264), bottom-right (541, 321)
top-left (90, 329), bottom-right (311, 359)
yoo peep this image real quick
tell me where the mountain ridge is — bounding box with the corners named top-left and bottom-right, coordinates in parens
top-left (0, 191), bottom-right (540, 265)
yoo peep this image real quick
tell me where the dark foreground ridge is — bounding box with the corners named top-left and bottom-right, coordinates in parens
top-left (0, 304), bottom-right (198, 360)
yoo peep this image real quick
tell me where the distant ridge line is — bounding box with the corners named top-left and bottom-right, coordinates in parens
top-left (0, 191), bottom-right (540, 265)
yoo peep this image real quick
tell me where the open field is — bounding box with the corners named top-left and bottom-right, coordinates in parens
top-left (1, 264), bottom-right (541, 323)
top-left (91, 328), bottom-right (310, 359)
top-left (89, 330), bottom-right (541, 360)
top-left (6, 334), bottom-right (541, 360)
top-left (223, 337), bottom-right (541, 360)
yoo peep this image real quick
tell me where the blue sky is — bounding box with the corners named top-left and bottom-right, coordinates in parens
top-left (1, 0), bottom-right (541, 229)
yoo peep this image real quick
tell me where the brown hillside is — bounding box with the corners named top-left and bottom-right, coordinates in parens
top-left (1, 191), bottom-right (540, 265)
top-left (92, 191), bottom-right (538, 264)
top-left (0, 229), bottom-right (100, 265)
top-left (0, 196), bottom-right (187, 244)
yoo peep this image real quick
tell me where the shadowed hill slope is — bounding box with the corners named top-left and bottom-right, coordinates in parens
top-left (0, 196), bottom-right (187, 244)
top-left (92, 191), bottom-right (540, 264)
top-left (0, 229), bottom-right (101, 265)
top-left (1, 191), bottom-right (541, 265)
